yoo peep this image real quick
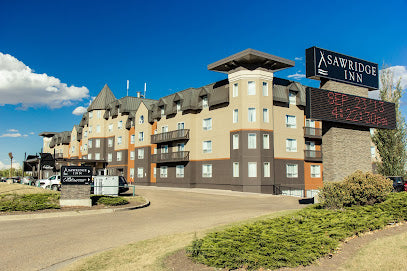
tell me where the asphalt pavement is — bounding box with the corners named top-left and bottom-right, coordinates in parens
top-left (0, 186), bottom-right (303, 271)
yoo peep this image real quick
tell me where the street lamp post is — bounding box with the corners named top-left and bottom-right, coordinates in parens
top-left (8, 152), bottom-right (13, 178)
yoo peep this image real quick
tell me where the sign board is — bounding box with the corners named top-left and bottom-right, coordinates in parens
top-left (306, 47), bottom-right (379, 90)
top-left (306, 87), bottom-right (396, 129)
top-left (61, 166), bottom-right (92, 185)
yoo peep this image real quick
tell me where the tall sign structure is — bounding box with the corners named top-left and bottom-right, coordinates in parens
top-left (305, 47), bottom-right (395, 182)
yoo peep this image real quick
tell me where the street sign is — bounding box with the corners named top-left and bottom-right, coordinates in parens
top-left (61, 166), bottom-right (92, 185)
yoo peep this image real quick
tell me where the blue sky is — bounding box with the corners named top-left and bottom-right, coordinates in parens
top-left (1, 0), bottom-right (406, 169)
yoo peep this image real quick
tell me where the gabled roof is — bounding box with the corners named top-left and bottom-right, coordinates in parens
top-left (88, 84), bottom-right (116, 111)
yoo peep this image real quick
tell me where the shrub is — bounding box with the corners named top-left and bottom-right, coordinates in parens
top-left (0, 193), bottom-right (60, 211)
top-left (318, 171), bottom-right (393, 209)
top-left (91, 195), bottom-right (129, 206)
top-left (187, 192), bottom-right (407, 270)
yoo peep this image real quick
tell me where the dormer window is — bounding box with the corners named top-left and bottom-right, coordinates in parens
top-left (160, 106), bottom-right (165, 117)
top-left (176, 101), bottom-right (181, 112)
top-left (202, 96), bottom-right (208, 109)
top-left (289, 91), bottom-right (296, 105)
top-left (139, 115), bottom-right (144, 124)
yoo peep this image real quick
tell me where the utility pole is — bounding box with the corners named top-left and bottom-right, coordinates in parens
top-left (8, 152), bottom-right (13, 178)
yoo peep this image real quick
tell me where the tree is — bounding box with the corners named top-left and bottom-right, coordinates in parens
top-left (372, 67), bottom-right (407, 177)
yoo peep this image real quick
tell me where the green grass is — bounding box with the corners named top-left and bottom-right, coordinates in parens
top-left (188, 192), bottom-right (407, 270)
top-left (0, 193), bottom-right (60, 211)
top-left (91, 195), bottom-right (129, 206)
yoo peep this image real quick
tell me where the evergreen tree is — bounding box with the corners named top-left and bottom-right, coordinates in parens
top-left (372, 68), bottom-right (407, 176)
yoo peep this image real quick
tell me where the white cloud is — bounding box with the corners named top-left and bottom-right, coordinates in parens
top-left (383, 66), bottom-right (407, 90)
top-left (7, 128), bottom-right (18, 132)
top-left (287, 72), bottom-right (306, 80)
top-left (294, 57), bottom-right (303, 61)
top-left (0, 161), bottom-right (21, 170)
top-left (0, 52), bottom-right (89, 109)
top-left (0, 133), bottom-right (22, 138)
top-left (72, 106), bottom-right (88, 115)
top-left (29, 132), bottom-right (35, 135)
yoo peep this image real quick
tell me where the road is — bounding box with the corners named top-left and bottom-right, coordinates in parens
top-left (0, 186), bottom-right (302, 271)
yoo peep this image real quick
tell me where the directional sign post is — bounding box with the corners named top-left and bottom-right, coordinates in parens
top-left (60, 166), bottom-right (93, 207)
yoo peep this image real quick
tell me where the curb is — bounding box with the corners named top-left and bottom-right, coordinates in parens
top-left (0, 197), bottom-right (150, 222)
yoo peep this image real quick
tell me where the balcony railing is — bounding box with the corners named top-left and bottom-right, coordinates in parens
top-left (53, 153), bottom-right (64, 159)
top-left (303, 127), bottom-right (322, 139)
top-left (151, 129), bottom-right (190, 144)
top-left (152, 151), bottom-right (190, 163)
top-left (304, 150), bottom-right (322, 162)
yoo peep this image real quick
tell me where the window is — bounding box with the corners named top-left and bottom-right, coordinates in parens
top-left (160, 166), bottom-right (168, 178)
top-left (311, 165), bottom-right (321, 178)
top-left (88, 139), bottom-right (93, 148)
top-left (95, 139), bottom-right (100, 148)
top-left (96, 125), bottom-right (101, 133)
top-left (286, 115), bottom-right (296, 128)
top-left (89, 111), bottom-right (93, 119)
top-left (83, 143), bottom-right (87, 150)
top-left (138, 132), bottom-right (144, 141)
top-left (177, 122), bottom-right (184, 130)
top-left (162, 126), bottom-right (168, 133)
top-left (286, 164), bottom-right (298, 178)
top-left (202, 164), bottom-right (212, 178)
top-left (139, 115), bottom-right (144, 124)
top-left (233, 134), bottom-right (239, 149)
top-left (248, 108), bottom-right (256, 122)
top-left (371, 146), bottom-right (375, 157)
top-left (248, 81), bottom-right (256, 95)
top-left (97, 110), bottom-right (101, 119)
top-left (248, 162), bottom-right (257, 177)
top-left (203, 140), bottom-right (212, 153)
top-left (203, 118), bottom-right (212, 131)
top-left (117, 136), bottom-right (122, 145)
top-left (262, 82), bottom-right (268, 96)
top-left (233, 83), bottom-right (238, 97)
top-left (264, 162), bottom-right (271, 177)
top-left (108, 153), bottom-right (113, 162)
top-left (177, 143), bottom-right (185, 152)
top-left (286, 139), bottom-right (297, 152)
top-left (108, 124), bottom-right (113, 132)
top-left (161, 145), bottom-right (168, 153)
top-left (130, 151), bottom-right (135, 160)
top-left (138, 149), bottom-right (144, 159)
top-left (137, 168), bottom-right (144, 178)
top-left (202, 96), bottom-right (208, 108)
top-left (263, 134), bottom-right (270, 149)
top-left (71, 146), bottom-right (75, 154)
top-left (248, 134), bottom-right (256, 149)
top-left (118, 121), bottom-right (123, 129)
top-left (233, 109), bottom-right (238, 123)
top-left (176, 101), bottom-right (181, 112)
top-left (154, 147), bottom-right (158, 154)
top-left (88, 153), bottom-right (92, 160)
top-left (289, 91), bottom-right (296, 105)
top-left (160, 107), bottom-right (165, 117)
top-left (153, 167), bottom-right (156, 178)
top-left (130, 168), bottom-right (134, 178)
top-left (95, 153), bottom-right (100, 160)
top-left (131, 135), bottom-right (135, 144)
top-left (117, 151), bottom-right (122, 161)
top-left (263, 108), bottom-right (269, 123)
top-left (176, 165), bottom-right (184, 178)
top-left (84, 131), bottom-right (88, 138)
top-left (89, 125), bottom-right (92, 134)
top-left (108, 138), bottom-right (113, 147)
top-left (233, 162), bottom-right (239, 177)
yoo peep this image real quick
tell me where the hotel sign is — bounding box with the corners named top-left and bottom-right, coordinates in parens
top-left (306, 47), bottom-right (379, 90)
top-left (306, 87), bottom-right (396, 129)
top-left (61, 166), bottom-right (92, 185)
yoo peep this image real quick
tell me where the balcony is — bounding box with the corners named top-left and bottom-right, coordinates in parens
top-left (151, 129), bottom-right (190, 144)
top-left (152, 151), bottom-right (190, 163)
top-left (304, 150), bottom-right (322, 162)
top-left (53, 153), bottom-right (64, 159)
top-left (303, 127), bottom-right (322, 139)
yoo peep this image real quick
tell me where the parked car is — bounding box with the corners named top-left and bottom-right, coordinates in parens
top-left (387, 176), bottom-right (405, 192)
top-left (21, 176), bottom-right (35, 185)
top-left (38, 175), bottom-right (61, 191)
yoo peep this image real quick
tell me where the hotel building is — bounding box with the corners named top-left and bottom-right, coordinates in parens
top-left (39, 49), bottom-right (333, 197)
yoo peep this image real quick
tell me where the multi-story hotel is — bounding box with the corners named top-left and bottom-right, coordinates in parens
top-left (39, 49), bottom-right (331, 197)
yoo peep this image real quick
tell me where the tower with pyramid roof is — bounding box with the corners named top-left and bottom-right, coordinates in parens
top-left (87, 84), bottom-right (116, 112)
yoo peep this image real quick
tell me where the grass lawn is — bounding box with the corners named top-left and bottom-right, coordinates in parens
top-left (0, 182), bottom-right (56, 195)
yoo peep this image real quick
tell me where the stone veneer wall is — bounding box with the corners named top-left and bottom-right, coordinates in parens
top-left (320, 80), bottom-right (372, 182)
top-left (60, 185), bottom-right (91, 199)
